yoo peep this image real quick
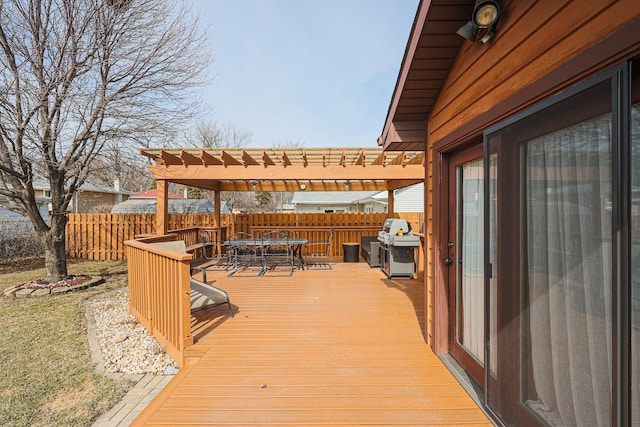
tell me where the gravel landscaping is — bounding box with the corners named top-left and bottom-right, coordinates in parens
top-left (87, 287), bottom-right (178, 375)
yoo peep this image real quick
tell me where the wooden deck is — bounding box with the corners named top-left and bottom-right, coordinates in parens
top-left (133, 260), bottom-right (491, 426)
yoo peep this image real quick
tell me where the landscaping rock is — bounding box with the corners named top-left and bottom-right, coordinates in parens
top-left (111, 333), bottom-right (128, 343)
top-left (88, 287), bottom-right (176, 374)
top-left (4, 276), bottom-right (105, 299)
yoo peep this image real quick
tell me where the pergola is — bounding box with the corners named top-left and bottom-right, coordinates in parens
top-left (141, 147), bottom-right (425, 234)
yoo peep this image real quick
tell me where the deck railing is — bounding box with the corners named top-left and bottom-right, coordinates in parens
top-left (125, 236), bottom-right (193, 366)
top-left (168, 226), bottom-right (228, 256)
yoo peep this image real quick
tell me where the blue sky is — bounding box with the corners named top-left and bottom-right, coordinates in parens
top-left (189, 0), bottom-right (418, 148)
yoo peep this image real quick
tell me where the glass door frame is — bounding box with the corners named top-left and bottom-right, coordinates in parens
top-left (447, 143), bottom-right (486, 387)
top-left (482, 63), bottom-right (631, 426)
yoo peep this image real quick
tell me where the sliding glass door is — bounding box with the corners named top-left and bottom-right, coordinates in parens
top-left (486, 77), bottom-right (614, 426)
top-left (631, 60), bottom-right (640, 426)
top-left (522, 109), bottom-right (613, 425)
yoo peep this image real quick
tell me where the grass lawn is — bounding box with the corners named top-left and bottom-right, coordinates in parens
top-left (0, 259), bottom-right (135, 427)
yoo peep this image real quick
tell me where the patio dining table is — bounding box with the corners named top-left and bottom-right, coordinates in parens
top-left (223, 237), bottom-right (309, 272)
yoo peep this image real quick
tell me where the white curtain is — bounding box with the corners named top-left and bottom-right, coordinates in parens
top-left (631, 103), bottom-right (640, 425)
top-left (525, 113), bottom-right (613, 426)
top-left (459, 159), bottom-right (485, 364)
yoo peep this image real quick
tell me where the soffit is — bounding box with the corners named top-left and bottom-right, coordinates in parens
top-left (378, 0), bottom-right (475, 151)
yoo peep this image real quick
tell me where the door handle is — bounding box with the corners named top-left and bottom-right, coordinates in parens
top-left (443, 257), bottom-right (453, 266)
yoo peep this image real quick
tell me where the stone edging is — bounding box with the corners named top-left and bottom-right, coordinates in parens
top-left (84, 300), bottom-right (176, 426)
top-left (3, 276), bottom-right (105, 298)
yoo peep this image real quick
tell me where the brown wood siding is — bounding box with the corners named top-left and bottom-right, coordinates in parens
top-left (427, 145), bottom-right (434, 347)
top-left (424, 0), bottom-right (640, 353)
top-left (429, 0), bottom-right (640, 146)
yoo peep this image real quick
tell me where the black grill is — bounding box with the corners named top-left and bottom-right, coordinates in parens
top-left (377, 219), bottom-right (420, 279)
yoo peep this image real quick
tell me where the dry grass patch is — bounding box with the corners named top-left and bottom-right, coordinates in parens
top-left (0, 260), bottom-right (134, 427)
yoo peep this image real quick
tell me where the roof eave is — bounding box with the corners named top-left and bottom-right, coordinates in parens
top-left (377, 0), bottom-right (474, 151)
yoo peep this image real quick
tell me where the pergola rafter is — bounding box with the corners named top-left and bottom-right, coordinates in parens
top-left (141, 147), bottom-right (425, 234)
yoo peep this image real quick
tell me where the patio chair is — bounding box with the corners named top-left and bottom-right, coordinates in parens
top-left (227, 232), bottom-right (260, 276)
top-left (260, 230), bottom-right (295, 276)
top-left (302, 228), bottom-right (334, 270)
top-left (198, 229), bottom-right (230, 268)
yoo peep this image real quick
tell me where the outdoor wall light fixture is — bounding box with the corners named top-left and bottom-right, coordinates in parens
top-left (457, 0), bottom-right (501, 44)
top-left (252, 180), bottom-right (258, 191)
top-left (344, 181), bottom-right (350, 191)
top-left (299, 183), bottom-right (307, 190)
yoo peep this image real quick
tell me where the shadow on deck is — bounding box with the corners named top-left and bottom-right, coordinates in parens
top-left (132, 260), bottom-right (491, 426)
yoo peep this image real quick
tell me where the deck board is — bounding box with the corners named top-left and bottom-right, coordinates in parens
top-left (133, 262), bottom-right (491, 426)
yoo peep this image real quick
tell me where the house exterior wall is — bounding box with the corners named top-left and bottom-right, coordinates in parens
top-left (394, 183), bottom-right (423, 212)
top-left (74, 191), bottom-right (129, 213)
top-left (418, 1), bottom-right (640, 425)
top-left (426, 0), bottom-right (640, 352)
top-left (295, 204), bottom-right (359, 214)
top-left (429, 0), bottom-right (640, 147)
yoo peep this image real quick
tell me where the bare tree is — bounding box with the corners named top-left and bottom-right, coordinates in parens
top-left (89, 143), bottom-right (153, 192)
top-left (269, 139), bottom-right (304, 211)
top-left (188, 121), bottom-right (252, 148)
top-left (0, 0), bottom-right (210, 281)
top-left (183, 121), bottom-right (254, 208)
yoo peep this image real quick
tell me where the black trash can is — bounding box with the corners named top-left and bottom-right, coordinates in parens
top-left (343, 242), bottom-right (360, 263)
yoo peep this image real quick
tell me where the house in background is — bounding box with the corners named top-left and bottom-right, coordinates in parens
top-left (290, 185), bottom-right (424, 214)
top-left (275, 203), bottom-right (295, 213)
top-left (132, 189), bottom-right (184, 199)
top-left (368, 183), bottom-right (425, 213)
top-left (377, 0), bottom-right (640, 425)
top-left (112, 188), bottom-right (230, 214)
top-left (0, 178), bottom-right (131, 218)
top-left (69, 181), bottom-right (132, 213)
top-left (290, 191), bottom-right (386, 213)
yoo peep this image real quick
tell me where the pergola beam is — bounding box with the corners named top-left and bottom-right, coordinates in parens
top-left (169, 179), bottom-right (221, 191)
top-left (242, 151), bottom-right (260, 166)
top-left (262, 150), bottom-right (276, 166)
top-left (372, 151), bottom-right (387, 165)
top-left (386, 179), bottom-right (424, 191)
top-left (160, 150), bottom-right (182, 166)
top-left (221, 150), bottom-right (242, 166)
top-left (209, 180), bottom-right (392, 192)
top-left (180, 151), bottom-right (201, 166)
top-left (148, 164), bottom-right (424, 181)
top-left (281, 151), bottom-right (292, 166)
top-left (201, 151), bottom-right (223, 166)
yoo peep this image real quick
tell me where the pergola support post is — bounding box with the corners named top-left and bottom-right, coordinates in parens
top-left (214, 190), bottom-right (221, 227)
top-left (156, 180), bottom-right (169, 235)
top-left (388, 189), bottom-right (395, 216)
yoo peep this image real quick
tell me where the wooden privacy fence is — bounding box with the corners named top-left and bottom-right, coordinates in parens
top-left (66, 213), bottom-right (225, 260)
top-left (125, 236), bottom-right (193, 366)
top-left (66, 212), bottom-right (425, 261)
